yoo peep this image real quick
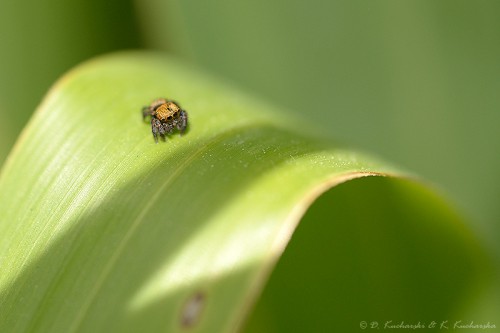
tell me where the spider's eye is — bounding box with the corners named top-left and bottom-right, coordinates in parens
top-left (167, 115), bottom-right (173, 120)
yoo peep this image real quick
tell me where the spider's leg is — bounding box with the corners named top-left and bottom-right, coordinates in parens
top-left (152, 118), bottom-right (160, 143)
top-left (164, 122), bottom-right (174, 135)
top-left (159, 122), bottom-right (167, 136)
top-left (178, 110), bottom-right (188, 135)
top-left (142, 106), bottom-right (153, 120)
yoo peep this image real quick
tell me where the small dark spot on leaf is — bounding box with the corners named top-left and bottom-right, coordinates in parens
top-left (180, 291), bottom-right (205, 328)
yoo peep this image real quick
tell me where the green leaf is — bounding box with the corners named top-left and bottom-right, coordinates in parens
top-left (0, 52), bottom-right (489, 332)
top-left (243, 177), bottom-right (492, 332)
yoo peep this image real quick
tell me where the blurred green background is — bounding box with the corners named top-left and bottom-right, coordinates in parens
top-left (1, 1), bottom-right (498, 246)
top-left (0, 0), bottom-right (499, 326)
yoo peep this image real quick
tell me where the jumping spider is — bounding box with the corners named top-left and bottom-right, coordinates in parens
top-left (142, 98), bottom-right (188, 143)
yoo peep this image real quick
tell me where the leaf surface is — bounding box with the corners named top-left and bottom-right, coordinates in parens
top-left (0, 52), bottom-right (487, 333)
